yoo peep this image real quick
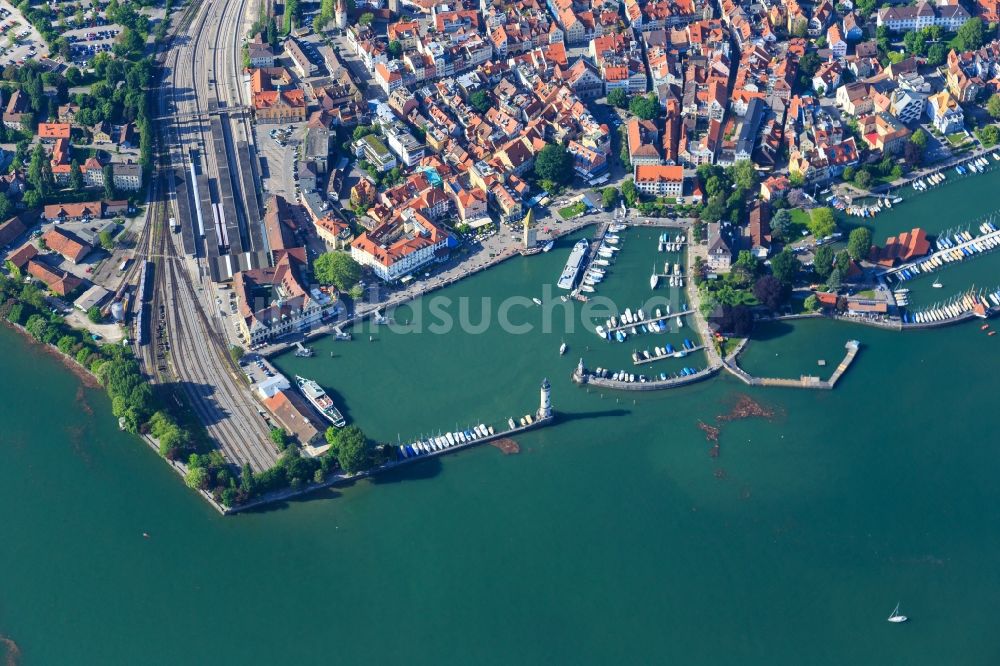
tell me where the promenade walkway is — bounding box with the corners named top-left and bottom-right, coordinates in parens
top-left (721, 340), bottom-right (861, 390)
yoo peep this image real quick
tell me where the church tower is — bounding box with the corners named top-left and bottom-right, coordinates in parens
top-left (522, 207), bottom-right (537, 249)
top-left (335, 0), bottom-right (348, 30)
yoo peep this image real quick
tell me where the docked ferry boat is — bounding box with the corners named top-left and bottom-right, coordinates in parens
top-left (295, 375), bottom-right (347, 427)
top-left (557, 240), bottom-right (590, 290)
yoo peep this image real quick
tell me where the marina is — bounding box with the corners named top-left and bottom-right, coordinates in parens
top-left (886, 222), bottom-right (1000, 283)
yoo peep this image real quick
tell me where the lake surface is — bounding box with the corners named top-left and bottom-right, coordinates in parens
top-left (3, 222), bottom-right (1000, 664)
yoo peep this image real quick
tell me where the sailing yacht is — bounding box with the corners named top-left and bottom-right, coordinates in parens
top-left (932, 279), bottom-right (943, 288)
top-left (887, 603), bottom-right (908, 623)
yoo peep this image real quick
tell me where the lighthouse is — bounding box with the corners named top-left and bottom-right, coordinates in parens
top-left (537, 378), bottom-right (552, 420)
top-left (335, 0), bottom-right (347, 30)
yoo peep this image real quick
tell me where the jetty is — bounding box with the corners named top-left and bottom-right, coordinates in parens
top-left (885, 225), bottom-right (1000, 281)
top-left (722, 340), bottom-right (861, 389)
top-left (572, 358), bottom-right (721, 391)
top-left (632, 345), bottom-right (705, 365)
top-left (225, 379), bottom-right (556, 514)
top-left (605, 309), bottom-right (694, 334)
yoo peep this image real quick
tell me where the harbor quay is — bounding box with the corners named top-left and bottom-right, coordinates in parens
top-left (225, 380), bottom-right (556, 514)
top-left (254, 216), bottom-right (695, 358)
top-left (573, 358), bottom-right (721, 392)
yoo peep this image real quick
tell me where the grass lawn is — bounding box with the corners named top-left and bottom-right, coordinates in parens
top-left (789, 208), bottom-right (812, 236)
top-left (719, 337), bottom-right (745, 357)
top-left (855, 289), bottom-right (876, 299)
top-left (945, 132), bottom-right (969, 147)
top-left (558, 202), bottom-right (586, 219)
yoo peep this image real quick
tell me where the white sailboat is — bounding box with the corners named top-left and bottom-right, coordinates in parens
top-left (887, 603), bottom-right (908, 623)
top-left (932, 279), bottom-right (943, 288)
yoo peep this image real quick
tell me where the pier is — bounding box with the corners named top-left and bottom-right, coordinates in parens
top-left (605, 309), bottom-right (694, 334)
top-left (573, 362), bottom-right (721, 391)
top-left (885, 227), bottom-right (1000, 279)
top-left (722, 340), bottom-right (861, 390)
top-left (632, 345), bottom-right (705, 365)
top-left (226, 379), bottom-right (556, 514)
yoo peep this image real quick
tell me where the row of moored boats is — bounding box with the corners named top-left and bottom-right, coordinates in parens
top-left (955, 154), bottom-right (998, 177)
top-left (912, 171), bottom-right (946, 191)
top-left (631, 339), bottom-right (698, 363)
top-left (894, 222), bottom-right (1000, 281)
top-left (657, 232), bottom-right (685, 253)
top-left (903, 290), bottom-right (998, 324)
top-left (595, 306), bottom-right (685, 341)
top-left (588, 366), bottom-right (703, 384)
top-left (397, 423), bottom-right (497, 459)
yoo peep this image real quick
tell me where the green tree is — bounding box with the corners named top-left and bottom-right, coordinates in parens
top-left (348, 284), bottom-right (364, 300)
top-left (86, 306), bottom-right (102, 323)
top-left (469, 89), bottom-right (491, 114)
top-left (628, 93), bottom-right (658, 120)
top-left (313, 251), bottom-right (361, 291)
top-left (814, 244), bottom-right (835, 280)
top-left (103, 164), bottom-right (116, 199)
top-left (228, 344), bottom-right (245, 364)
top-left (927, 43), bottom-right (947, 66)
top-left (980, 124), bottom-right (1000, 147)
top-left (911, 128), bottom-right (929, 149)
top-left (727, 160), bottom-right (758, 192)
top-left (387, 40), bottom-right (402, 58)
top-left (803, 293), bottom-right (819, 311)
top-left (98, 229), bottom-right (115, 250)
top-left (769, 248), bottom-right (798, 285)
top-left (826, 267), bottom-right (843, 291)
top-left (601, 186), bottom-right (619, 210)
top-left (69, 159), bottom-right (83, 191)
top-left (847, 226), bottom-right (872, 261)
top-left (988, 95), bottom-right (1000, 120)
top-left (956, 17), bottom-right (985, 51)
top-left (606, 88), bottom-right (627, 108)
top-left (358, 11), bottom-right (374, 25)
top-left (270, 427), bottom-right (289, 450)
top-left (23, 190), bottom-right (41, 209)
top-left (621, 178), bottom-right (637, 206)
top-left (184, 466), bottom-right (210, 490)
top-left (533, 143), bottom-right (574, 187)
top-left (808, 207), bottom-right (837, 238)
top-left (770, 208), bottom-right (792, 241)
top-left (326, 425), bottom-right (373, 473)
top-left (854, 169), bottom-right (872, 189)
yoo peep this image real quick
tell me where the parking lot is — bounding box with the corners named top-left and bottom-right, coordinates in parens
top-left (255, 119), bottom-right (307, 203)
top-left (63, 24), bottom-right (122, 68)
top-left (0, 0), bottom-right (48, 67)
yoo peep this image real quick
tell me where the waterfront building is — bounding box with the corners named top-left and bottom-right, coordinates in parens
top-left (875, 227), bottom-right (930, 267)
top-left (633, 164), bottom-right (683, 197)
top-left (706, 222), bottom-right (732, 272)
top-left (925, 90), bottom-right (964, 134)
top-left (233, 250), bottom-right (334, 346)
top-left (26, 259), bottom-right (82, 295)
top-left (350, 209), bottom-right (450, 282)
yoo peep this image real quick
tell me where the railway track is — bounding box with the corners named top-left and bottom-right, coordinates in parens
top-left (131, 0), bottom-right (278, 470)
